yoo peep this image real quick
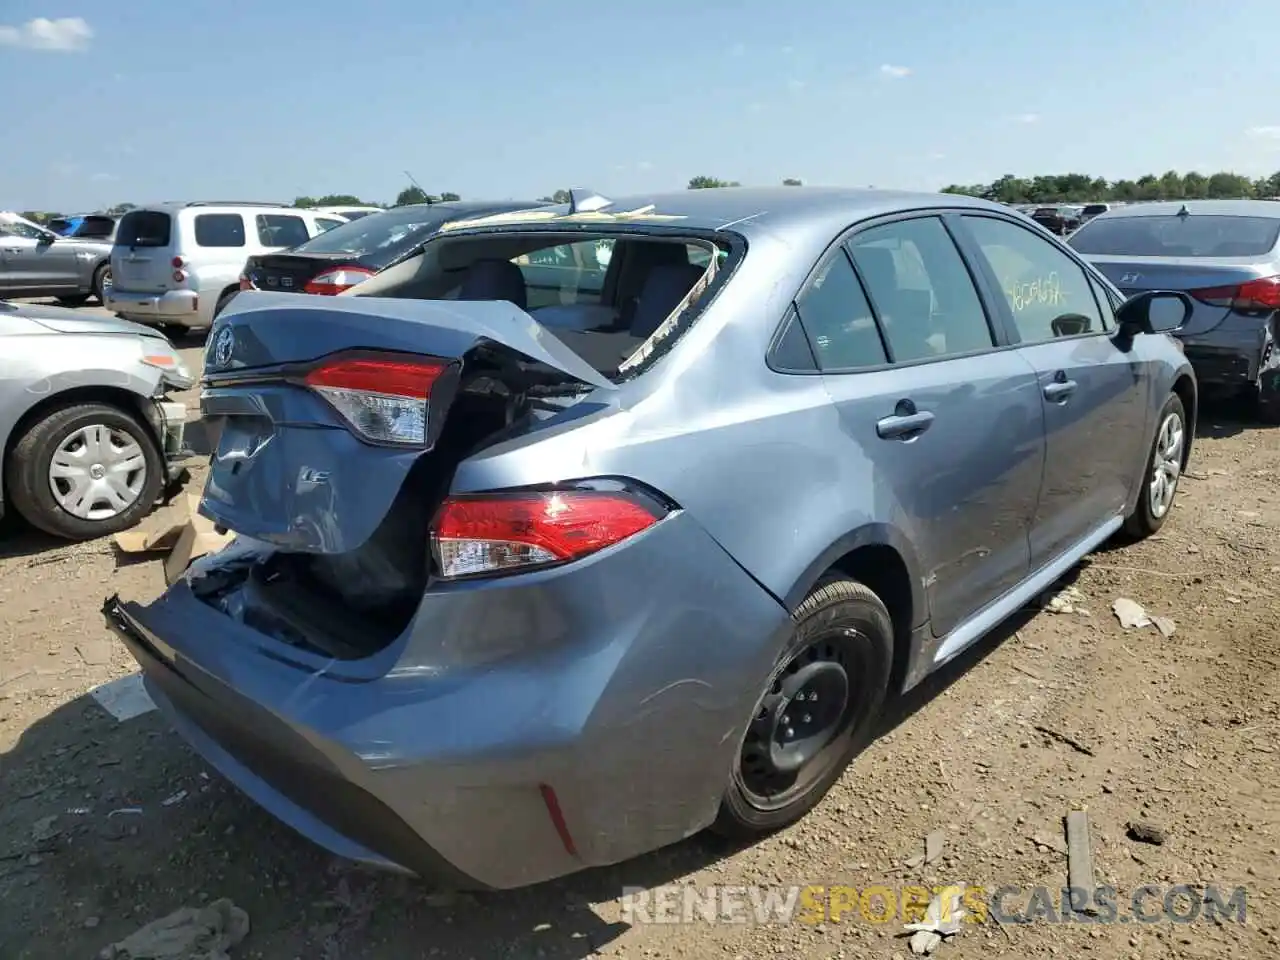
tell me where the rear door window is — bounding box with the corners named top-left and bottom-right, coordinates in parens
top-left (513, 239), bottom-right (614, 308)
top-left (847, 217), bottom-right (995, 362)
top-left (116, 210), bottom-right (172, 248)
top-left (194, 213), bottom-right (246, 248)
top-left (1069, 214), bottom-right (1280, 257)
top-left (315, 217), bottom-right (346, 233)
top-left (794, 249), bottom-right (887, 371)
top-left (256, 214), bottom-right (310, 248)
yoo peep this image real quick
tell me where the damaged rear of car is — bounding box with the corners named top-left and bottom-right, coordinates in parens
top-left (103, 201), bottom-right (797, 889)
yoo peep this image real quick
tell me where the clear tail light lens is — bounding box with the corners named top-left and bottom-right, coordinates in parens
top-left (431, 488), bottom-right (665, 579)
top-left (303, 266), bottom-right (375, 295)
top-left (303, 354), bottom-right (450, 446)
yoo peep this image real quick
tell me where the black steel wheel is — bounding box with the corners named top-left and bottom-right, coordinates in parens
top-left (713, 576), bottom-right (893, 838)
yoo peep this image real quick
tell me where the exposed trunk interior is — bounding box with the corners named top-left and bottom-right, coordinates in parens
top-left (192, 350), bottom-right (559, 660)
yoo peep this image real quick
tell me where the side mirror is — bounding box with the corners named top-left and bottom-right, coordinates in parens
top-left (1116, 290), bottom-right (1192, 337)
top-left (37, 230), bottom-right (57, 245)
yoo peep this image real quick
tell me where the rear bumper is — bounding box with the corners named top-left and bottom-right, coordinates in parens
top-left (1179, 314), bottom-right (1274, 390)
top-left (106, 288), bottom-right (205, 328)
top-left (102, 513), bottom-right (792, 889)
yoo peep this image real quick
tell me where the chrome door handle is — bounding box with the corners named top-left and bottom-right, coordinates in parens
top-left (1043, 380), bottom-right (1078, 402)
top-left (876, 410), bottom-right (935, 440)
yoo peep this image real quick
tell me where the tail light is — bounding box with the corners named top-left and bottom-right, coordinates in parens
top-left (1189, 275), bottom-right (1280, 311)
top-left (303, 266), bottom-right (375, 295)
top-left (238, 274), bottom-right (255, 291)
top-left (171, 256), bottom-right (184, 268)
top-left (172, 270), bottom-right (186, 283)
top-left (303, 353), bottom-right (450, 446)
top-left (430, 486), bottom-right (667, 579)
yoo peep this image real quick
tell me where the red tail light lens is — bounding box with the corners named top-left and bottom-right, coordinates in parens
top-left (303, 354), bottom-right (449, 445)
top-left (1190, 275), bottom-right (1280, 310)
top-left (303, 266), bottom-right (375, 295)
top-left (431, 488), bottom-right (665, 579)
top-left (171, 256), bottom-right (184, 268)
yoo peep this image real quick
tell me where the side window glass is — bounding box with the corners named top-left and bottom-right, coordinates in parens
top-left (848, 217), bottom-right (993, 362)
top-left (794, 249), bottom-right (887, 371)
top-left (1087, 274), bottom-right (1116, 330)
top-left (256, 214), bottom-right (310, 248)
top-left (770, 308), bottom-right (818, 372)
top-left (963, 215), bottom-right (1106, 343)
top-left (512, 239), bottom-right (613, 308)
top-left (193, 214), bottom-right (246, 248)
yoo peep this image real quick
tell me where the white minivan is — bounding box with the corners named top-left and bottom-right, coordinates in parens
top-left (106, 202), bottom-right (348, 330)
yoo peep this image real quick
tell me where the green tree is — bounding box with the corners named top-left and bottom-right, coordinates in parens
top-left (439, 192), bottom-right (461, 201)
top-left (315, 194), bottom-right (364, 206)
top-left (395, 185), bottom-right (433, 206)
top-left (782, 178), bottom-right (803, 186)
top-left (293, 196), bottom-right (317, 208)
top-left (687, 176), bottom-right (740, 189)
top-left (537, 190), bottom-right (571, 203)
top-left (940, 167), bottom-right (1280, 204)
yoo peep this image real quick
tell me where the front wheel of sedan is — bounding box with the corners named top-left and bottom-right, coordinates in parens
top-left (1123, 392), bottom-right (1187, 540)
top-left (712, 576), bottom-right (893, 840)
top-left (5, 401), bottom-right (163, 541)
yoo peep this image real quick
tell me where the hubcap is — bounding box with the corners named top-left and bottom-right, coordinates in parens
top-left (738, 631), bottom-right (861, 810)
top-left (48, 424), bottom-right (147, 521)
top-left (1148, 411), bottom-right (1184, 519)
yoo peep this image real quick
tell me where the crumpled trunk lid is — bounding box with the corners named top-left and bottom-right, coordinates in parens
top-left (198, 291), bottom-right (613, 553)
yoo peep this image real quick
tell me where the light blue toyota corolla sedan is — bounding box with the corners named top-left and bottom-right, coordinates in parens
top-left (104, 187), bottom-right (1196, 890)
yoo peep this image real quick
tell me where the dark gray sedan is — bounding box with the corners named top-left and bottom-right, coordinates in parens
top-left (1070, 199), bottom-right (1280, 421)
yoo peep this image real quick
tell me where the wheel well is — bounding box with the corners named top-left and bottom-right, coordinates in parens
top-left (827, 544), bottom-right (914, 692)
top-left (2, 387), bottom-right (160, 496)
top-left (219, 284), bottom-right (241, 304)
top-left (1172, 374), bottom-right (1196, 465)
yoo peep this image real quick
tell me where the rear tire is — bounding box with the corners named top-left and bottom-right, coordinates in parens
top-left (92, 262), bottom-right (111, 303)
top-left (1123, 392), bottom-right (1186, 540)
top-left (5, 401), bottom-right (163, 541)
top-left (712, 576), bottom-right (893, 840)
top-left (1257, 373), bottom-right (1280, 425)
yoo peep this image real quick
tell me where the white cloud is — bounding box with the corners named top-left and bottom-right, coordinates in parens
top-left (747, 101), bottom-right (767, 114)
top-left (879, 64), bottom-right (911, 78)
top-left (1010, 112), bottom-right (1040, 124)
top-left (0, 17), bottom-right (92, 52)
top-left (928, 152), bottom-right (947, 161)
top-left (1245, 125), bottom-right (1280, 140)
top-left (90, 172), bottom-right (117, 182)
top-left (787, 78), bottom-right (806, 92)
top-left (781, 45), bottom-right (795, 55)
top-left (729, 42), bottom-right (746, 57)
top-left (637, 160), bottom-right (653, 171)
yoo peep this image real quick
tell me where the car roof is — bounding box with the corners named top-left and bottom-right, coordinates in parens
top-left (451, 187), bottom-right (1004, 246)
top-left (127, 201), bottom-right (304, 214)
top-left (1090, 199), bottom-right (1280, 220)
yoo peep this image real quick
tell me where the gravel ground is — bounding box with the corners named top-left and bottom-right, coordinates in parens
top-left (1, 309), bottom-right (1277, 959)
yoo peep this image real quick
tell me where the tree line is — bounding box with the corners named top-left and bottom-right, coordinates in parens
top-left (941, 170), bottom-right (1280, 204)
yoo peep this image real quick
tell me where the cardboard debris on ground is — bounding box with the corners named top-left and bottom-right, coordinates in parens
top-left (112, 494), bottom-right (234, 584)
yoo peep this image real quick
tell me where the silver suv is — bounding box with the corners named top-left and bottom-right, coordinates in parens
top-left (105, 202), bottom-right (347, 331)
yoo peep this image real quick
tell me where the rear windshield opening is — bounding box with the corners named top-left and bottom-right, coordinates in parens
top-left (365, 229), bottom-right (735, 383)
top-left (116, 210), bottom-right (172, 248)
top-left (1070, 214), bottom-right (1280, 258)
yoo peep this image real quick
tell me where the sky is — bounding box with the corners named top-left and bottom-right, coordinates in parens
top-left (6, 0), bottom-right (1280, 212)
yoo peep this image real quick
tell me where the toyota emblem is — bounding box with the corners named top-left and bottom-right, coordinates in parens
top-left (212, 326), bottom-right (235, 367)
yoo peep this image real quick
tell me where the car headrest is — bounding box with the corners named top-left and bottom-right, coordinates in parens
top-left (458, 258), bottom-right (528, 310)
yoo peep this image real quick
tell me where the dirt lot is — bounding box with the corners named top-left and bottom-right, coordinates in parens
top-left (1, 317), bottom-right (1277, 958)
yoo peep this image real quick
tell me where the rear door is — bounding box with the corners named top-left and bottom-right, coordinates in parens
top-left (957, 213), bottom-right (1150, 568)
top-left (112, 209), bottom-right (176, 293)
top-left (799, 214), bottom-right (1046, 639)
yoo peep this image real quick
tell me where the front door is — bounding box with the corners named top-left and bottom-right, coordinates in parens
top-left (957, 213), bottom-right (1151, 568)
top-left (0, 224), bottom-right (79, 294)
top-left (796, 215), bottom-right (1046, 638)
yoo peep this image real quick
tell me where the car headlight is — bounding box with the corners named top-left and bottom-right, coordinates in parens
top-left (139, 339), bottom-right (194, 386)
